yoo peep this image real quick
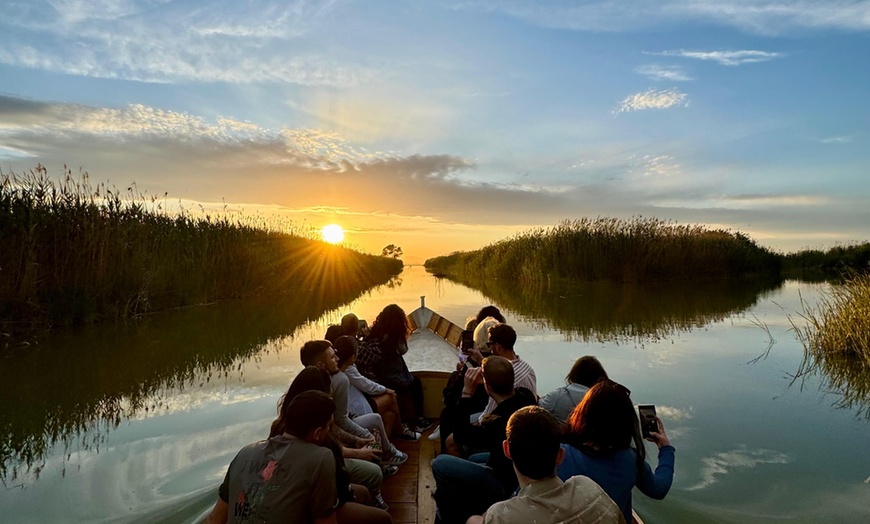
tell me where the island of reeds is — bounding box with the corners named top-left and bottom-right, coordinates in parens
top-left (0, 166), bottom-right (402, 340)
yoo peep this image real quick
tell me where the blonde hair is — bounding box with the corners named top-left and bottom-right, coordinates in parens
top-left (473, 316), bottom-right (501, 351)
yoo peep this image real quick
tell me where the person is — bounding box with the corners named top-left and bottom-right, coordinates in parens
top-left (465, 305), bottom-right (506, 333)
top-left (367, 304), bottom-right (432, 431)
top-left (540, 355), bottom-right (609, 423)
top-left (431, 356), bottom-right (537, 524)
top-left (271, 366), bottom-right (391, 514)
top-left (557, 380), bottom-right (675, 524)
top-left (341, 312), bottom-right (369, 339)
top-left (203, 391), bottom-right (339, 524)
top-left (334, 335), bottom-right (420, 440)
top-left (467, 406), bottom-right (624, 524)
top-left (300, 340), bottom-right (409, 469)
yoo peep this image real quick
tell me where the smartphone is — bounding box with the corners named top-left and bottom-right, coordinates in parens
top-left (638, 405), bottom-right (657, 439)
top-left (358, 319), bottom-right (368, 331)
top-left (460, 329), bottom-right (474, 351)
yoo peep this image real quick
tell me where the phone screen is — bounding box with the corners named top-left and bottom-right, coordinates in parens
top-left (460, 329), bottom-right (474, 351)
top-left (638, 405), bottom-right (657, 439)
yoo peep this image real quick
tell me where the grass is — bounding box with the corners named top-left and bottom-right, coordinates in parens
top-left (425, 217), bottom-right (782, 285)
top-left (0, 165), bottom-right (402, 337)
top-left (782, 242), bottom-right (870, 281)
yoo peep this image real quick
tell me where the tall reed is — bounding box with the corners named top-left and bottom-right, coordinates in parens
top-left (783, 243), bottom-right (870, 280)
top-left (425, 217), bottom-right (781, 285)
top-left (0, 165), bottom-right (402, 334)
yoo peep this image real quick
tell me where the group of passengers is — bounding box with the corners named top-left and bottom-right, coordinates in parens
top-left (203, 304), bottom-right (675, 524)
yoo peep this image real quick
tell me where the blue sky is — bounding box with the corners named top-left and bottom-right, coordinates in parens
top-left (1, 1), bottom-right (868, 261)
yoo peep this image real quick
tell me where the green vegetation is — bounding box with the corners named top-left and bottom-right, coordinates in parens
top-left (0, 166), bottom-right (401, 336)
top-left (792, 272), bottom-right (870, 417)
top-left (783, 243), bottom-right (870, 281)
top-left (425, 217), bottom-right (781, 285)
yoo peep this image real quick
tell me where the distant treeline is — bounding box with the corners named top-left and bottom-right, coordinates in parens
top-left (0, 166), bottom-right (402, 334)
top-left (782, 243), bottom-right (870, 280)
top-left (425, 217), bottom-right (782, 285)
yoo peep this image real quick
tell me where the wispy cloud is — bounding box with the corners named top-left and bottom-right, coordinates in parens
top-left (689, 446), bottom-right (789, 490)
top-left (648, 49), bottom-right (784, 66)
top-left (821, 135), bottom-right (854, 144)
top-left (636, 64), bottom-right (693, 81)
top-left (615, 88), bottom-right (689, 114)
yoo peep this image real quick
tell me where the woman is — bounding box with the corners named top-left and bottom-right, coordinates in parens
top-left (540, 355), bottom-right (609, 423)
top-left (271, 367), bottom-right (392, 521)
top-left (367, 304), bottom-right (431, 431)
top-left (334, 335), bottom-right (420, 440)
top-left (464, 305), bottom-right (506, 332)
top-left (557, 379), bottom-right (675, 524)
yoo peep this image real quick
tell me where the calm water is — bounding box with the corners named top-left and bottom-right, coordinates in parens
top-left (1, 267), bottom-right (868, 523)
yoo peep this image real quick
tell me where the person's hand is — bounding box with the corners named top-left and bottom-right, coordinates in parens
top-left (645, 417), bottom-right (670, 448)
top-left (385, 388), bottom-right (397, 400)
top-left (455, 361), bottom-right (465, 372)
top-left (463, 367), bottom-right (483, 396)
top-left (467, 347), bottom-right (484, 365)
top-left (354, 447), bottom-right (382, 462)
top-left (359, 436), bottom-right (376, 447)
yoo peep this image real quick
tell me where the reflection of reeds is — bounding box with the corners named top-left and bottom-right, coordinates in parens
top-left (0, 166), bottom-right (401, 333)
top-left (792, 273), bottom-right (870, 417)
top-left (424, 217), bottom-right (781, 284)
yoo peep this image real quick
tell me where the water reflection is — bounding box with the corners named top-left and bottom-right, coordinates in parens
top-left (434, 274), bottom-right (784, 343)
top-left (795, 348), bottom-right (870, 419)
top-left (0, 276), bottom-right (401, 481)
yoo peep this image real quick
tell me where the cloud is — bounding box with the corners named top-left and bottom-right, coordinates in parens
top-left (651, 405), bottom-right (693, 422)
top-left (636, 64), bottom-right (693, 81)
top-left (821, 135), bottom-right (854, 144)
top-left (689, 446), bottom-right (789, 490)
top-left (615, 88), bottom-right (689, 114)
top-left (0, 0), bottom-right (372, 86)
top-left (451, 1), bottom-right (870, 34)
top-left (648, 49), bottom-right (784, 66)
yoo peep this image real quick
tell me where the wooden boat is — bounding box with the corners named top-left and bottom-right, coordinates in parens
top-left (382, 298), bottom-right (644, 524)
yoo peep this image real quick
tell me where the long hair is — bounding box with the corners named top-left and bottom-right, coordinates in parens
top-left (475, 305), bottom-right (505, 325)
top-left (270, 366), bottom-right (332, 438)
top-left (369, 303), bottom-right (411, 342)
top-left (564, 379), bottom-right (646, 475)
top-left (566, 356), bottom-right (608, 387)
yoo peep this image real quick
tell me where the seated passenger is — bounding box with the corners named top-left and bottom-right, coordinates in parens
top-left (366, 304), bottom-right (432, 432)
top-left (203, 391), bottom-right (338, 524)
top-left (540, 355), bottom-right (609, 423)
top-left (557, 380), bottom-right (675, 524)
top-left (464, 305), bottom-right (506, 333)
top-left (334, 335), bottom-right (420, 440)
top-left (431, 356), bottom-right (537, 524)
top-left (341, 312), bottom-right (369, 339)
top-left (300, 340), bottom-right (409, 470)
top-left (467, 406), bottom-right (624, 524)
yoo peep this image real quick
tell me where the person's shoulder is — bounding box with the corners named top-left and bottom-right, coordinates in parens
top-left (514, 386), bottom-right (537, 405)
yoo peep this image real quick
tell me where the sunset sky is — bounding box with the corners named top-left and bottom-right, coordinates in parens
top-left (1, 1), bottom-right (869, 264)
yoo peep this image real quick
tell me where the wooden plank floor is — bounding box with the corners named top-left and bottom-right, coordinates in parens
top-left (383, 430), bottom-right (439, 524)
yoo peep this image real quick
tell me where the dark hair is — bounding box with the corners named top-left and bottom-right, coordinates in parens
top-left (340, 313), bottom-right (359, 334)
top-left (324, 325), bottom-right (345, 344)
top-left (475, 305), bottom-right (505, 325)
top-left (482, 355), bottom-right (514, 396)
top-left (333, 335), bottom-right (358, 368)
top-left (565, 379), bottom-right (645, 474)
top-left (270, 366), bottom-right (332, 437)
top-left (507, 406), bottom-right (562, 480)
top-left (567, 356), bottom-right (609, 387)
top-left (282, 390), bottom-right (335, 438)
top-left (488, 323), bottom-right (517, 351)
top-left (369, 304), bottom-right (410, 342)
top-left (300, 340), bottom-right (332, 366)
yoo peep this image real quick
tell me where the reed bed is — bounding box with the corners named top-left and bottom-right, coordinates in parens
top-left (783, 242), bottom-right (870, 280)
top-left (0, 165), bottom-right (402, 334)
top-left (425, 217), bottom-right (781, 285)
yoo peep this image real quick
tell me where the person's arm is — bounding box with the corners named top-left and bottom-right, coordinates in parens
top-left (453, 395), bottom-right (489, 448)
top-left (341, 444), bottom-right (382, 462)
top-left (538, 388), bottom-right (559, 413)
top-left (202, 499), bottom-right (227, 524)
top-left (637, 417), bottom-right (675, 499)
top-left (345, 365), bottom-right (387, 396)
top-left (310, 450), bottom-right (339, 523)
top-left (313, 514), bottom-right (338, 524)
top-left (396, 339), bottom-right (409, 355)
top-left (332, 374), bottom-right (374, 439)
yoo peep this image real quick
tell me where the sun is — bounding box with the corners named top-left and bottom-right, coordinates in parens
top-left (321, 224), bottom-right (345, 244)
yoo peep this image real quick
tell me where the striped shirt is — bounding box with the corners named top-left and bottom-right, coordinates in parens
top-left (480, 357), bottom-right (538, 420)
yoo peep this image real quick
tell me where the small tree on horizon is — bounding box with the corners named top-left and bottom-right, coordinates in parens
top-left (381, 244), bottom-right (403, 259)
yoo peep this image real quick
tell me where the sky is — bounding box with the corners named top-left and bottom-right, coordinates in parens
top-left (1, 1), bottom-right (869, 264)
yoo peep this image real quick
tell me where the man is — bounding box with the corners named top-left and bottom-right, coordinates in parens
top-left (203, 391), bottom-right (338, 524)
top-left (432, 356), bottom-right (537, 524)
top-left (300, 340), bottom-right (408, 467)
top-left (467, 406), bottom-right (625, 524)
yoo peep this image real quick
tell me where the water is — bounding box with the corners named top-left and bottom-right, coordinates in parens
top-left (1, 267), bottom-right (868, 523)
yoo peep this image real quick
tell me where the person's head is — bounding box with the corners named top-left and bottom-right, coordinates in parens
top-left (476, 305), bottom-right (506, 325)
top-left (270, 366), bottom-right (332, 437)
top-left (504, 406), bottom-right (564, 480)
top-left (567, 356), bottom-right (609, 387)
top-left (333, 335), bottom-right (359, 369)
top-left (566, 379), bottom-right (645, 470)
top-left (369, 304), bottom-right (410, 341)
top-left (340, 313), bottom-right (359, 337)
top-left (473, 316), bottom-right (501, 351)
top-left (282, 390), bottom-right (335, 443)
top-left (482, 355), bottom-right (514, 398)
top-left (487, 323), bottom-right (517, 356)
top-left (324, 325), bottom-right (345, 344)
top-left (299, 340), bottom-right (339, 374)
